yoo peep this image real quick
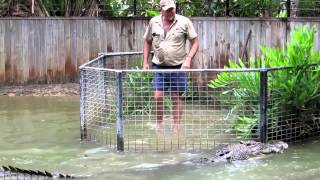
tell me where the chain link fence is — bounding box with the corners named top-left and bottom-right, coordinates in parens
top-left (79, 52), bottom-right (320, 152)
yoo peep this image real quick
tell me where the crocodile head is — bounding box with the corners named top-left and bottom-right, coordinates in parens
top-left (193, 140), bottom-right (288, 165)
top-left (261, 141), bottom-right (289, 154)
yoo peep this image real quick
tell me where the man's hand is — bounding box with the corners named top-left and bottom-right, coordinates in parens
top-left (143, 63), bottom-right (150, 70)
top-left (181, 56), bottom-right (192, 69)
top-left (181, 37), bottom-right (199, 69)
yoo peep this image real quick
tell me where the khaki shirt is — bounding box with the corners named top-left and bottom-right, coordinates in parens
top-left (143, 14), bottom-right (198, 66)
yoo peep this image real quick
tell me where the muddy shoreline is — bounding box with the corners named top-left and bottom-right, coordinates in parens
top-left (0, 83), bottom-right (79, 96)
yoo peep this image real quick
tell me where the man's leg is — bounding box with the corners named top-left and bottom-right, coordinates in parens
top-left (170, 71), bottom-right (187, 134)
top-left (152, 65), bottom-right (165, 131)
top-left (154, 90), bottom-right (164, 130)
top-left (171, 92), bottom-right (182, 133)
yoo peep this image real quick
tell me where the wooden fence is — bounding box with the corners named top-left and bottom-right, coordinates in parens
top-left (0, 17), bottom-right (319, 85)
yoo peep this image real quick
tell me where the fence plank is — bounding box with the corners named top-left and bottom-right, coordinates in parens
top-left (69, 20), bottom-right (77, 82)
top-left (22, 20), bottom-right (29, 83)
top-left (52, 20), bottom-right (58, 82)
top-left (63, 19), bottom-right (71, 82)
top-left (0, 20), bottom-right (5, 83)
top-left (57, 20), bottom-right (65, 82)
top-left (16, 20), bottom-right (23, 83)
top-left (45, 20), bottom-right (53, 82)
top-left (82, 21), bottom-right (90, 72)
top-left (9, 20), bottom-right (14, 84)
top-left (32, 20), bottom-right (38, 82)
top-left (38, 20), bottom-right (46, 82)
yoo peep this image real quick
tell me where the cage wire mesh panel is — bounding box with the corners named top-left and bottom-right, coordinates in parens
top-left (267, 66), bottom-right (320, 142)
top-left (80, 53), bottom-right (144, 149)
top-left (122, 70), bottom-right (261, 151)
top-left (80, 56), bottom-right (117, 147)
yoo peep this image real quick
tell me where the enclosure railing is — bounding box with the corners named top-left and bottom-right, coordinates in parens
top-left (79, 52), bottom-right (320, 152)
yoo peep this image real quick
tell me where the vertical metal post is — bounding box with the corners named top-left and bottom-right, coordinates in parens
top-left (103, 56), bottom-right (109, 124)
top-left (116, 71), bottom-right (124, 151)
top-left (287, 0), bottom-right (291, 17)
top-left (259, 70), bottom-right (268, 143)
top-left (80, 68), bottom-right (87, 140)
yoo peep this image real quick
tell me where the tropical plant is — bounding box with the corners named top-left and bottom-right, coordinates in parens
top-left (176, 0), bottom-right (288, 17)
top-left (100, 0), bottom-right (131, 17)
top-left (297, 0), bottom-right (320, 17)
top-left (208, 25), bottom-right (320, 139)
top-left (262, 26), bottom-right (320, 136)
top-left (261, 25), bottom-right (320, 109)
top-left (208, 57), bottom-right (262, 138)
top-left (176, 0), bottom-right (224, 17)
top-left (229, 0), bottom-right (281, 17)
top-left (0, 0), bottom-right (11, 16)
top-left (99, 0), bottom-right (160, 17)
top-left (138, 0), bottom-right (160, 17)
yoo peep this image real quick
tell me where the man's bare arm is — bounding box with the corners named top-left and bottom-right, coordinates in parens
top-left (143, 40), bottom-right (152, 70)
top-left (182, 37), bottom-right (199, 69)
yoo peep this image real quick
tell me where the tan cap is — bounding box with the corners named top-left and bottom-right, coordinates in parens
top-left (160, 0), bottom-right (176, 11)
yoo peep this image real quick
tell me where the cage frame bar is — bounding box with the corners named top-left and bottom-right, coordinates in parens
top-left (80, 68), bottom-right (87, 140)
top-left (259, 70), bottom-right (268, 143)
top-left (116, 71), bottom-right (124, 151)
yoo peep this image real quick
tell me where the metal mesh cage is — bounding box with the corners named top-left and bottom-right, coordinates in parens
top-left (79, 52), bottom-right (320, 152)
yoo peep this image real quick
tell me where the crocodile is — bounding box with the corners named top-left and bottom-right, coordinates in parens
top-left (192, 140), bottom-right (288, 165)
top-left (0, 165), bottom-right (85, 179)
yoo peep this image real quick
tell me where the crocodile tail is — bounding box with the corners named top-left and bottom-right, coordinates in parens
top-left (1, 165), bottom-right (75, 178)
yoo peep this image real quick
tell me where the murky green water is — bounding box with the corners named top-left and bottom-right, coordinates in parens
top-left (1, 96), bottom-right (320, 180)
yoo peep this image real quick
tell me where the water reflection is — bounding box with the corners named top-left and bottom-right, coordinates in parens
top-left (0, 96), bottom-right (320, 180)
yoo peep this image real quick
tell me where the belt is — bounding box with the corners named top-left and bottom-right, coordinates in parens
top-left (152, 63), bottom-right (182, 68)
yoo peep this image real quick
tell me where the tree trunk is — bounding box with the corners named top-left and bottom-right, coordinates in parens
top-left (290, 0), bottom-right (299, 17)
top-left (35, 0), bottom-right (49, 16)
top-left (85, 0), bottom-right (100, 16)
top-left (31, 0), bottom-right (34, 14)
top-left (71, 0), bottom-right (99, 16)
top-left (65, 0), bottom-right (70, 17)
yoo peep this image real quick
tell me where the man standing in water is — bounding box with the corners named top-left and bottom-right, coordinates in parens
top-left (142, 0), bottom-right (199, 133)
